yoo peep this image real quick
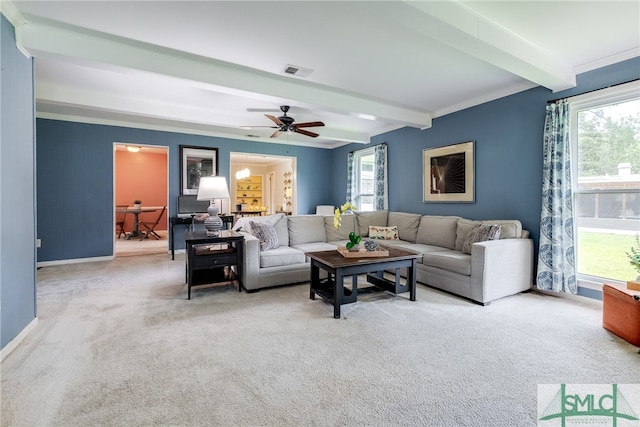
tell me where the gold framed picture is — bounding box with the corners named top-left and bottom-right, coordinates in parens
top-left (423, 141), bottom-right (475, 203)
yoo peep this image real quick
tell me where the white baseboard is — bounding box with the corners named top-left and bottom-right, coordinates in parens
top-left (1, 317), bottom-right (38, 363)
top-left (37, 255), bottom-right (114, 268)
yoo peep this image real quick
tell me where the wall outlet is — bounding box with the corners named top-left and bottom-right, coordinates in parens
top-left (36, 239), bottom-right (41, 248)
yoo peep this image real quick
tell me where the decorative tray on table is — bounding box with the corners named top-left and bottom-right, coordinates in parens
top-left (336, 246), bottom-right (389, 258)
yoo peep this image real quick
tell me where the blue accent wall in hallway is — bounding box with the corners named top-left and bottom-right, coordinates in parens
top-left (36, 121), bottom-right (333, 262)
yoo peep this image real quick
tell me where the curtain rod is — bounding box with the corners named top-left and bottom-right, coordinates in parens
top-left (349, 141), bottom-right (386, 154)
top-left (547, 78), bottom-right (639, 104)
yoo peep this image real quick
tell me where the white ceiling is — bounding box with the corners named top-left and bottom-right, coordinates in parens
top-left (4, 1), bottom-right (639, 149)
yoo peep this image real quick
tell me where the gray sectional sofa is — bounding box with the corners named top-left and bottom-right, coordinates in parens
top-left (234, 211), bottom-right (533, 305)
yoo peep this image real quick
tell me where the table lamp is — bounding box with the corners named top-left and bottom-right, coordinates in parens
top-left (197, 176), bottom-right (230, 235)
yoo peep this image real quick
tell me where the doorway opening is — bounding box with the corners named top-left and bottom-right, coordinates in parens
top-left (230, 153), bottom-right (296, 215)
top-left (113, 143), bottom-right (169, 257)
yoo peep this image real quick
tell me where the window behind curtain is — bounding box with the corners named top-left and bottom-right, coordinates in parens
top-left (571, 82), bottom-right (640, 286)
top-left (353, 148), bottom-right (375, 211)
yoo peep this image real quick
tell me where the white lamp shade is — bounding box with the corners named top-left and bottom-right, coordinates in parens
top-left (197, 176), bottom-right (230, 201)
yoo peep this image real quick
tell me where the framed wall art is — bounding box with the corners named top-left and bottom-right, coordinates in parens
top-left (423, 141), bottom-right (475, 203)
top-left (180, 145), bottom-right (219, 195)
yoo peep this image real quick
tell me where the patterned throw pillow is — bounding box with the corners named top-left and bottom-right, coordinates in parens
top-left (368, 225), bottom-right (399, 240)
top-left (462, 224), bottom-right (502, 254)
top-left (249, 221), bottom-right (279, 251)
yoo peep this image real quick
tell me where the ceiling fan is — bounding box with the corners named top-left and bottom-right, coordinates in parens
top-left (243, 105), bottom-right (324, 138)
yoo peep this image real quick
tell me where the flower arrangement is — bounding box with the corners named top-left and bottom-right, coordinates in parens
top-left (333, 202), bottom-right (361, 250)
top-left (626, 234), bottom-right (640, 272)
top-left (133, 199), bottom-right (142, 205)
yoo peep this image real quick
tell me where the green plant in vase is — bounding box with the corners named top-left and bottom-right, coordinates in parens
top-left (333, 202), bottom-right (361, 250)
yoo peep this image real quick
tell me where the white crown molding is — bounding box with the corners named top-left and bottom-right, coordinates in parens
top-left (573, 47), bottom-right (640, 76)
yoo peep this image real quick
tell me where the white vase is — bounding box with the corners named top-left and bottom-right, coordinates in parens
top-left (133, 204), bottom-right (141, 209)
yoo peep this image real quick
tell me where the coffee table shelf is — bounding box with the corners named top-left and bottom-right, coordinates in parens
top-left (306, 248), bottom-right (420, 318)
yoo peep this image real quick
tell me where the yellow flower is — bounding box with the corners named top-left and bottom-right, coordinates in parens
top-left (333, 202), bottom-right (357, 230)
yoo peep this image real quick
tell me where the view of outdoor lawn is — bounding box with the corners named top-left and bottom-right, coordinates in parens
top-left (576, 98), bottom-right (640, 283)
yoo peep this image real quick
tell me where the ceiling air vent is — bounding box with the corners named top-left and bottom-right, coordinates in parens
top-left (283, 64), bottom-right (313, 78)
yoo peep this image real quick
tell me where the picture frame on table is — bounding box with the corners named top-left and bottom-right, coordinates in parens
top-left (180, 145), bottom-right (219, 195)
top-left (423, 141), bottom-right (475, 203)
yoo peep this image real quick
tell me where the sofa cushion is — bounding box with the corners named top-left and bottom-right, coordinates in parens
top-left (325, 214), bottom-right (356, 241)
top-left (288, 215), bottom-right (327, 246)
top-left (455, 219), bottom-right (480, 251)
top-left (462, 224), bottom-right (502, 254)
top-left (416, 215), bottom-right (459, 249)
top-left (356, 210), bottom-right (388, 237)
top-left (259, 246), bottom-right (306, 268)
top-left (292, 242), bottom-right (338, 254)
top-left (369, 225), bottom-right (399, 240)
top-left (388, 212), bottom-right (421, 243)
top-left (422, 251), bottom-right (471, 276)
top-left (249, 220), bottom-right (279, 251)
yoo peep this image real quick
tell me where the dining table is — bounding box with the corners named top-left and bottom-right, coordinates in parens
top-left (116, 206), bottom-right (160, 240)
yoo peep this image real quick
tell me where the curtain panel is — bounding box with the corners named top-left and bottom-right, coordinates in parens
top-left (373, 143), bottom-right (388, 210)
top-left (536, 101), bottom-right (577, 294)
top-left (346, 152), bottom-right (355, 204)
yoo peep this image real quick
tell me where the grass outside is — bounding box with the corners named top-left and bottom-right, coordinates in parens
top-left (577, 231), bottom-right (638, 282)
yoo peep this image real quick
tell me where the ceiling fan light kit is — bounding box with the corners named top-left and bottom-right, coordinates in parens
top-left (243, 105), bottom-right (325, 139)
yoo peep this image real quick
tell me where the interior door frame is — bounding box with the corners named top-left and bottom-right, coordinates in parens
top-left (112, 142), bottom-right (170, 257)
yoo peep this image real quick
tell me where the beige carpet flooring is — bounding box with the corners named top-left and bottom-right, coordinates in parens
top-left (2, 254), bottom-right (639, 426)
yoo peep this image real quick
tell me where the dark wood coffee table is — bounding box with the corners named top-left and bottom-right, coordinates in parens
top-left (306, 247), bottom-right (420, 318)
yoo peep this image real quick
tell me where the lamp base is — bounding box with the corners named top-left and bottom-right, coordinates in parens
top-left (204, 201), bottom-right (223, 236)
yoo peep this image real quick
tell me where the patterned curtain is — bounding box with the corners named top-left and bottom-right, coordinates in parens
top-left (345, 152), bottom-right (355, 203)
top-left (536, 101), bottom-right (577, 294)
top-left (373, 143), bottom-right (388, 210)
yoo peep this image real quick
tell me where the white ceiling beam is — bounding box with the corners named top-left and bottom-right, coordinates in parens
top-left (35, 81), bottom-right (370, 145)
top-left (381, 1), bottom-right (576, 92)
top-left (17, 20), bottom-right (432, 129)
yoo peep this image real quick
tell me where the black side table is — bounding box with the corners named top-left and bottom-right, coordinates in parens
top-left (183, 230), bottom-right (244, 299)
top-left (171, 215), bottom-right (235, 260)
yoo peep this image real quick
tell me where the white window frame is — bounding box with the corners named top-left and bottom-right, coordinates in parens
top-left (352, 147), bottom-right (375, 211)
top-left (569, 80), bottom-right (640, 290)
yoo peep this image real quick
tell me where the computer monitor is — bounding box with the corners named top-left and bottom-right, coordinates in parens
top-left (177, 195), bottom-right (210, 218)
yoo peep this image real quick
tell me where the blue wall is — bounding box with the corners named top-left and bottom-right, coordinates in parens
top-left (35, 121), bottom-right (334, 262)
top-left (331, 57), bottom-right (640, 251)
top-left (1, 15), bottom-right (37, 349)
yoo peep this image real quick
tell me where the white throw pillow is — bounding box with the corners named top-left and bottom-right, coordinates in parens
top-left (368, 225), bottom-right (399, 240)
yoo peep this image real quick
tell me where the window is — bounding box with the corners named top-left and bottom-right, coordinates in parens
top-left (570, 81), bottom-right (640, 286)
top-left (353, 147), bottom-right (375, 211)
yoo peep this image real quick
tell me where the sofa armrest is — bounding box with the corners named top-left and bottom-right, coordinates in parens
top-left (470, 238), bottom-right (533, 303)
top-left (239, 232), bottom-right (260, 290)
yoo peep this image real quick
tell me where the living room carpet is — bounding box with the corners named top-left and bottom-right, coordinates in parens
top-left (2, 254), bottom-right (638, 426)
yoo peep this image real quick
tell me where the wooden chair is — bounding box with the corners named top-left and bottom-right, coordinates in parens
top-left (115, 204), bottom-right (129, 239)
top-left (139, 206), bottom-right (167, 239)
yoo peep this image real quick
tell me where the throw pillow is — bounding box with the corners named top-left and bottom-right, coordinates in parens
top-left (368, 225), bottom-right (399, 240)
top-left (249, 221), bottom-right (279, 251)
top-left (462, 224), bottom-right (502, 254)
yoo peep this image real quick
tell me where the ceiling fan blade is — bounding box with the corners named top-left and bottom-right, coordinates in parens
top-left (239, 125), bottom-right (279, 129)
top-left (270, 130), bottom-right (282, 138)
top-left (294, 128), bottom-right (319, 138)
top-left (294, 121), bottom-right (324, 128)
top-left (265, 114), bottom-right (284, 126)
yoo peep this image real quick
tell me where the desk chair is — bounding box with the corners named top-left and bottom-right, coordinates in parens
top-left (139, 206), bottom-right (167, 239)
top-left (115, 204), bottom-right (129, 239)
